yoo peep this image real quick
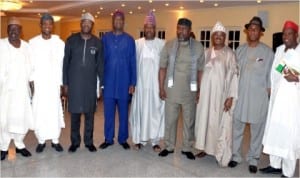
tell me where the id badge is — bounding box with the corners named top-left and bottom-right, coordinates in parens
top-left (190, 83), bottom-right (197, 91)
top-left (168, 79), bottom-right (174, 88)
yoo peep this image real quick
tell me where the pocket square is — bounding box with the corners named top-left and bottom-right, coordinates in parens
top-left (256, 58), bottom-right (263, 62)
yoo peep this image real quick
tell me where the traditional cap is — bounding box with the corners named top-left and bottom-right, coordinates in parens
top-left (283, 20), bottom-right (299, 32)
top-left (212, 21), bottom-right (226, 33)
top-left (8, 17), bottom-right (21, 26)
top-left (40, 13), bottom-right (54, 23)
top-left (113, 10), bottom-right (125, 20)
top-left (144, 10), bottom-right (156, 26)
top-left (244, 16), bottom-right (265, 32)
top-left (81, 12), bottom-right (95, 23)
top-left (177, 18), bottom-right (192, 28)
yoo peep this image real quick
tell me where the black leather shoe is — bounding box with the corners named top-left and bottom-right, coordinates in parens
top-left (120, 142), bottom-right (130, 150)
top-left (158, 149), bottom-right (174, 157)
top-left (181, 151), bottom-right (195, 160)
top-left (85, 144), bottom-right (97, 152)
top-left (259, 166), bottom-right (282, 174)
top-left (228, 160), bottom-right (238, 168)
top-left (1, 151), bottom-right (8, 161)
top-left (36, 143), bottom-right (46, 153)
top-left (68, 145), bottom-right (79, 153)
top-left (99, 142), bottom-right (113, 149)
top-left (16, 148), bottom-right (32, 157)
top-left (51, 143), bottom-right (63, 152)
top-left (249, 165), bottom-right (257, 173)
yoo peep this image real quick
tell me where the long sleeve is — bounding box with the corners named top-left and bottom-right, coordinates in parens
top-left (228, 52), bottom-right (239, 99)
top-left (266, 50), bottom-right (275, 89)
top-left (97, 40), bottom-right (104, 87)
top-left (62, 38), bottom-right (71, 86)
top-left (57, 39), bottom-right (65, 86)
top-left (129, 38), bottom-right (137, 86)
top-left (0, 40), bottom-right (7, 89)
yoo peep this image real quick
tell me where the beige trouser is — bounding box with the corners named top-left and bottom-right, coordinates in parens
top-left (0, 129), bottom-right (26, 151)
top-left (270, 155), bottom-right (297, 177)
top-left (164, 100), bottom-right (196, 152)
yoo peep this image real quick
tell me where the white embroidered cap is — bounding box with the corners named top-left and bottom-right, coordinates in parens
top-left (212, 21), bottom-right (226, 33)
top-left (81, 12), bottom-right (95, 23)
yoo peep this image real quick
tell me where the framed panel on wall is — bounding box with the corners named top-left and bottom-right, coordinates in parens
top-left (97, 30), bottom-right (110, 39)
top-left (199, 28), bottom-right (211, 49)
top-left (199, 26), bottom-right (241, 50)
top-left (138, 28), bottom-right (166, 39)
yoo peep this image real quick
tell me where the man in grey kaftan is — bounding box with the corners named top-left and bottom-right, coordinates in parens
top-left (158, 18), bottom-right (205, 160)
top-left (228, 16), bottom-right (274, 174)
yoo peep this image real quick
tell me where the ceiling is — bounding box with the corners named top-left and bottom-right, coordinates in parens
top-left (0, 0), bottom-right (296, 21)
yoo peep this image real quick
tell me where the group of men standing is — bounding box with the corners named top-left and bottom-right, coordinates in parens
top-left (0, 9), bottom-right (299, 178)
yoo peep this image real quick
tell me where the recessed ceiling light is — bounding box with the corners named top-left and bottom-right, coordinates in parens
top-left (121, 3), bottom-right (126, 7)
top-left (149, 0), bottom-right (152, 3)
top-left (29, 0), bottom-right (33, 3)
top-left (100, 7), bottom-right (104, 10)
top-left (180, 6), bottom-right (184, 10)
top-left (257, 0), bottom-right (262, 3)
top-left (137, 6), bottom-right (141, 10)
top-left (53, 16), bottom-right (61, 22)
top-left (82, 9), bottom-right (86, 13)
top-left (199, 0), bottom-right (204, 3)
top-left (129, 11), bottom-right (133, 14)
top-left (214, 3), bottom-right (218, 7)
top-left (95, 15), bottom-right (98, 18)
top-left (97, 11), bottom-right (100, 14)
top-left (110, 13), bottom-right (113, 16)
top-left (165, 3), bottom-right (169, 6)
top-left (152, 8), bottom-right (156, 12)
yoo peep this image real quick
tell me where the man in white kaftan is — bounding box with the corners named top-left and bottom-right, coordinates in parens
top-left (194, 22), bottom-right (238, 167)
top-left (260, 21), bottom-right (300, 178)
top-left (0, 17), bottom-right (33, 161)
top-left (29, 13), bottom-right (65, 153)
top-left (130, 11), bottom-right (165, 151)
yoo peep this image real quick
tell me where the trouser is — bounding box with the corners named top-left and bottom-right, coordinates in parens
top-left (164, 101), bottom-right (196, 152)
top-left (232, 119), bottom-right (266, 166)
top-left (140, 138), bottom-right (160, 146)
top-left (35, 130), bottom-right (60, 144)
top-left (36, 135), bottom-right (59, 144)
top-left (70, 112), bottom-right (94, 146)
top-left (0, 129), bottom-right (26, 151)
top-left (103, 98), bottom-right (129, 144)
top-left (270, 155), bottom-right (297, 177)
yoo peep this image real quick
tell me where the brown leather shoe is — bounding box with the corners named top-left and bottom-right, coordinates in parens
top-left (195, 151), bottom-right (207, 158)
top-left (152, 145), bottom-right (161, 152)
top-left (134, 143), bottom-right (143, 150)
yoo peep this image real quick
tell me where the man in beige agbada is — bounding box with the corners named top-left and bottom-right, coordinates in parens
top-left (194, 22), bottom-right (239, 166)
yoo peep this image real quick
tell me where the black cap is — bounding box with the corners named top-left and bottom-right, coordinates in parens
top-left (177, 18), bottom-right (192, 28)
top-left (244, 16), bottom-right (265, 32)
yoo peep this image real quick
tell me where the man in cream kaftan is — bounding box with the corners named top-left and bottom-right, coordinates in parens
top-left (260, 21), bottom-right (300, 178)
top-left (29, 13), bottom-right (65, 153)
top-left (130, 11), bottom-right (165, 151)
top-left (194, 22), bottom-right (238, 167)
top-left (0, 17), bottom-right (33, 161)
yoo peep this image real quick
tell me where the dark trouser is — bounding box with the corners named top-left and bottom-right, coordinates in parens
top-left (70, 112), bottom-right (94, 146)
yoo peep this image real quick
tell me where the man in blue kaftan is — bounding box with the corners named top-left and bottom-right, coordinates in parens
top-left (99, 10), bottom-right (136, 150)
